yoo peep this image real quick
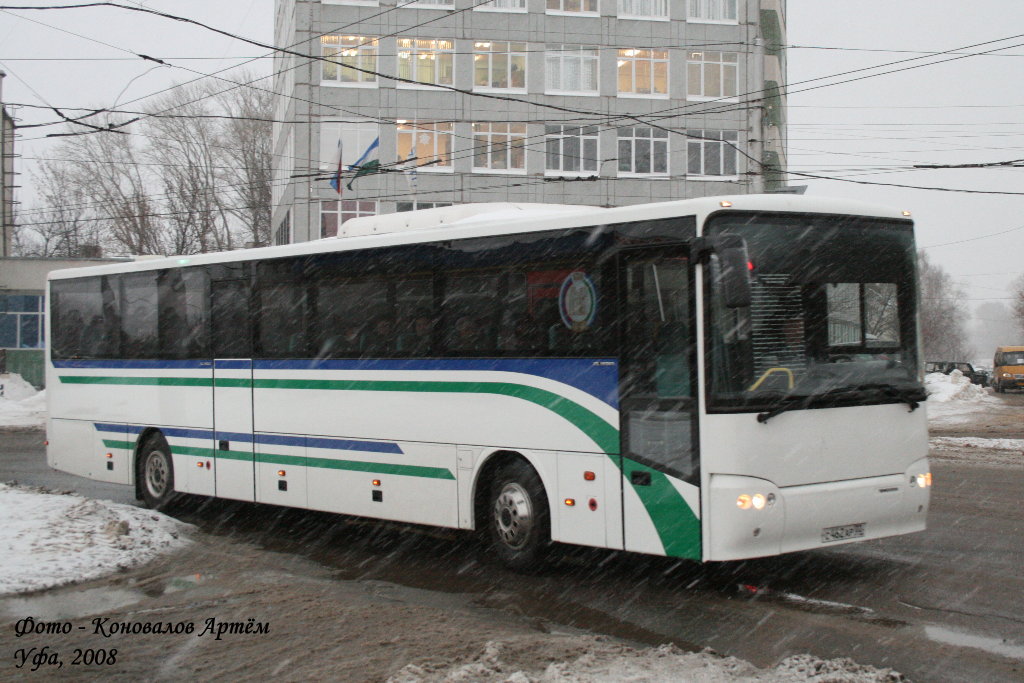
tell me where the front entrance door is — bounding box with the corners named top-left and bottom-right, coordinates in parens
top-left (619, 248), bottom-right (701, 559)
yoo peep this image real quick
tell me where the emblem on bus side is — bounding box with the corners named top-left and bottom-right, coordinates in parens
top-left (559, 271), bottom-right (597, 332)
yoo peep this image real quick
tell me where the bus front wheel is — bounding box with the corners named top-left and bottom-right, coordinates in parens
top-left (487, 461), bottom-right (550, 571)
top-left (139, 434), bottom-right (177, 510)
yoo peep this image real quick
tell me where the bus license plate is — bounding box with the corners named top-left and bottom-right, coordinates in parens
top-left (821, 522), bottom-right (865, 543)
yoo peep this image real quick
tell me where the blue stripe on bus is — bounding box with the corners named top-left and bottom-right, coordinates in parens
top-left (93, 423), bottom-right (403, 455)
top-left (53, 360), bottom-right (210, 370)
top-left (255, 358), bottom-right (620, 409)
top-left (214, 360), bottom-right (251, 369)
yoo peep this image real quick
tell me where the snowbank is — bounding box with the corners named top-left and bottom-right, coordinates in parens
top-left (0, 483), bottom-right (191, 595)
top-left (388, 640), bottom-right (904, 683)
top-left (0, 373), bottom-right (46, 428)
top-left (929, 437), bottom-right (1024, 468)
top-left (924, 370), bottom-right (990, 403)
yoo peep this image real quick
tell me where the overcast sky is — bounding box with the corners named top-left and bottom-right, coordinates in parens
top-left (1, 1), bottom-right (1022, 320)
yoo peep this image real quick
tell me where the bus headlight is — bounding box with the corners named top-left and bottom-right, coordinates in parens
top-left (911, 472), bottom-right (932, 487)
top-left (737, 492), bottom-right (775, 510)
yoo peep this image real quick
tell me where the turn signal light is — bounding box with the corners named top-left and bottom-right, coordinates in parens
top-left (372, 479), bottom-right (381, 487)
top-left (736, 494), bottom-right (752, 510)
top-left (197, 462), bottom-right (205, 468)
top-left (564, 498), bottom-right (576, 507)
top-left (277, 470), bottom-right (286, 477)
top-left (105, 453), bottom-right (113, 459)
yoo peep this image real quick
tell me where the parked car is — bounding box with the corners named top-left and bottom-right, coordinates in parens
top-left (924, 361), bottom-right (989, 387)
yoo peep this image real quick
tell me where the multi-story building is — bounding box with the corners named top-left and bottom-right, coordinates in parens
top-left (271, 0), bottom-right (787, 244)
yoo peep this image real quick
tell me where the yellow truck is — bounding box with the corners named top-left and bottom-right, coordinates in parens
top-left (992, 346), bottom-right (1024, 393)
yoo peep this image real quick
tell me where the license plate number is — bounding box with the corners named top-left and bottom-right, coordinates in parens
top-left (821, 522), bottom-right (865, 543)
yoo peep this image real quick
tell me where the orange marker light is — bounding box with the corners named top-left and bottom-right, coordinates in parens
top-left (105, 453), bottom-right (113, 459)
top-left (583, 471), bottom-right (596, 481)
top-left (564, 498), bottom-right (576, 507)
top-left (197, 461), bottom-right (205, 468)
top-left (372, 479), bottom-right (382, 487)
top-left (277, 470), bottom-right (286, 477)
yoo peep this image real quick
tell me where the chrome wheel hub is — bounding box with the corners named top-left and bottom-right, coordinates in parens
top-left (494, 482), bottom-right (533, 549)
top-left (145, 450), bottom-right (169, 498)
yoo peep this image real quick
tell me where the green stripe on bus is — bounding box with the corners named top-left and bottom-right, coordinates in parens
top-left (62, 375), bottom-right (620, 454)
top-left (165, 445), bottom-right (454, 480)
top-left (102, 439), bottom-right (134, 450)
top-left (621, 457), bottom-right (701, 560)
top-left (61, 376), bottom-right (211, 387)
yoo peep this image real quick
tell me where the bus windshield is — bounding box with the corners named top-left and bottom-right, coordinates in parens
top-left (704, 211), bottom-right (923, 412)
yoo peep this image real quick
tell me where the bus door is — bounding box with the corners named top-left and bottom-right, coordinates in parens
top-left (619, 248), bottom-right (702, 559)
top-left (210, 277), bottom-right (256, 502)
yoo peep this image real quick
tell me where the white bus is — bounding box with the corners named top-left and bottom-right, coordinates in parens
top-left (45, 195), bottom-right (932, 569)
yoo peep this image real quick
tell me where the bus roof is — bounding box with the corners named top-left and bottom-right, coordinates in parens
top-left (47, 194), bottom-right (912, 281)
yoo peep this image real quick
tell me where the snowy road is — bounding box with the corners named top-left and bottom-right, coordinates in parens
top-left (1, 395), bottom-right (1021, 681)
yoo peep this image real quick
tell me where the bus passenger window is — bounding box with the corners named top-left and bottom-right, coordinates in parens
top-left (121, 272), bottom-right (159, 359)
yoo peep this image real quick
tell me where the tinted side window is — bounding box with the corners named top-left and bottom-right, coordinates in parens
top-left (51, 278), bottom-right (98, 359)
top-left (158, 268), bottom-right (209, 359)
top-left (121, 272), bottom-right (159, 359)
top-left (315, 279), bottom-right (388, 358)
top-left (211, 280), bottom-right (251, 358)
top-left (258, 280), bottom-right (309, 357)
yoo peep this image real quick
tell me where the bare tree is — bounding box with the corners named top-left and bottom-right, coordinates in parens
top-left (918, 250), bottom-right (973, 360)
top-left (1012, 273), bottom-right (1024, 338)
top-left (215, 75), bottom-right (273, 247)
top-left (20, 158), bottom-right (102, 257)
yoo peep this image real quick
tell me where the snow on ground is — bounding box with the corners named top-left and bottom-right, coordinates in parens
top-left (929, 436), bottom-right (1024, 468)
top-left (924, 370), bottom-right (999, 426)
top-left (388, 640), bottom-right (904, 683)
top-left (0, 373), bottom-right (46, 428)
top-left (0, 483), bottom-right (191, 595)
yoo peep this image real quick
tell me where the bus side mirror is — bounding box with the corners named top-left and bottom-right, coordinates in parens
top-left (695, 234), bottom-right (752, 309)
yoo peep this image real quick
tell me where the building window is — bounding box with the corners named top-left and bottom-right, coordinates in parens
top-left (397, 38), bottom-right (454, 87)
top-left (473, 41), bottom-right (527, 91)
top-left (688, 0), bottom-right (737, 22)
top-left (687, 51), bottom-right (738, 99)
top-left (396, 201), bottom-right (453, 212)
top-left (617, 126), bottom-right (668, 175)
top-left (617, 48), bottom-right (669, 97)
top-left (545, 125), bottom-right (599, 175)
top-left (618, 0), bottom-right (668, 19)
top-left (321, 200), bottom-right (377, 238)
top-left (687, 130), bottom-right (739, 176)
top-left (476, 0), bottom-right (527, 11)
top-left (397, 122), bottom-right (453, 170)
top-left (473, 123), bottom-right (527, 172)
top-left (545, 45), bottom-right (599, 94)
top-left (323, 0), bottom-right (378, 5)
top-left (547, 0), bottom-right (598, 14)
top-left (320, 121), bottom-right (380, 171)
top-left (321, 35), bottom-right (378, 85)
top-left (274, 211), bottom-right (291, 246)
top-left (406, 0), bottom-right (454, 6)
top-left (0, 295), bottom-right (44, 350)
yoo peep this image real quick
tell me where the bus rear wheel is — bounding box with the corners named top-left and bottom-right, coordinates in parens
top-left (487, 461), bottom-right (550, 571)
top-left (139, 434), bottom-right (177, 510)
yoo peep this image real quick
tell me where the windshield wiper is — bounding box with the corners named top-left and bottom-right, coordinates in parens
top-left (756, 383), bottom-right (926, 424)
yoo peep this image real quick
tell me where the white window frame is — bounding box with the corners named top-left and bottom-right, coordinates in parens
top-left (321, 200), bottom-right (377, 239)
top-left (405, 0), bottom-right (454, 8)
top-left (617, 48), bottom-right (670, 98)
top-left (396, 201), bottom-right (453, 212)
top-left (0, 295), bottom-right (44, 350)
top-left (322, 0), bottom-right (378, 6)
top-left (397, 121), bottom-right (454, 172)
top-left (472, 122), bottom-right (528, 174)
top-left (617, 0), bottom-right (669, 21)
top-left (546, 0), bottom-right (600, 16)
top-left (473, 41), bottom-right (528, 92)
top-left (321, 35), bottom-right (378, 87)
top-left (687, 50), bottom-right (739, 100)
top-left (397, 38), bottom-right (455, 89)
top-left (617, 126), bottom-right (669, 176)
top-left (686, 129), bottom-right (740, 178)
top-left (687, 0), bottom-right (738, 23)
top-left (545, 125), bottom-right (599, 176)
top-left (545, 45), bottom-right (600, 95)
top-left (319, 121), bottom-right (381, 171)
top-left (475, 0), bottom-right (527, 12)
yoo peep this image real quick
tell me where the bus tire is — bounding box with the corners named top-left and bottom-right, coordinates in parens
top-left (138, 433), bottom-right (177, 510)
top-left (487, 460), bottom-right (550, 571)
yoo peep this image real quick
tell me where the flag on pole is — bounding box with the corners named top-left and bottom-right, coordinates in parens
top-left (403, 140), bottom-right (418, 192)
top-left (346, 136), bottom-right (381, 190)
top-left (329, 138), bottom-right (343, 195)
